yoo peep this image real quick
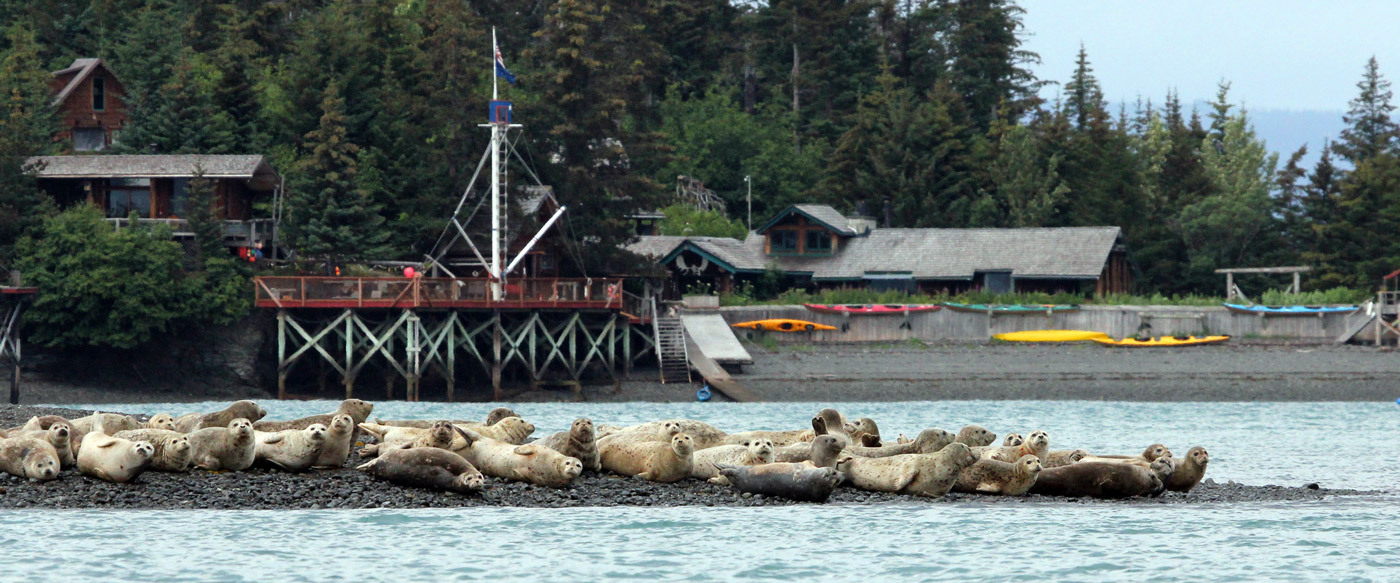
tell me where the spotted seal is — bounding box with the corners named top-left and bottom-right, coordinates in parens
top-left (719, 463), bottom-right (844, 502)
top-left (357, 447), bottom-right (485, 493)
top-left (186, 418), bottom-right (257, 471)
top-left (452, 426), bottom-right (583, 487)
top-left (533, 418), bottom-right (601, 472)
top-left (772, 434), bottom-right (847, 467)
top-left (599, 433), bottom-right (694, 482)
top-left (1029, 461), bottom-right (1163, 499)
top-left (955, 425), bottom-right (996, 447)
top-left (844, 428), bottom-right (954, 459)
top-left (836, 442), bottom-right (980, 498)
top-left (77, 434), bottom-right (154, 483)
top-left (251, 399), bottom-right (373, 433)
top-left (113, 429), bottom-right (193, 472)
top-left (173, 401), bottom-right (267, 433)
top-left (0, 435), bottom-right (60, 480)
top-left (691, 439), bottom-right (775, 484)
top-left (313, 414), bottom-right (356, 469)
top-left (254, 424), bottom-right (328, 472)
top-left (953, 454), bottom-right (1042, 495)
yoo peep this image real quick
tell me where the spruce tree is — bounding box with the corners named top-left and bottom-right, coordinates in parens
top-left (945, 0), bottom-right (1043, 130)
top-left (1335, 56), bottom-right (1398, 165)
top-left (974, 124), bottom-right (1069, 228)
top-left (0, 23), bottom-right (57, 263)
top-left (1177, 109), bottom-right (1279, 277)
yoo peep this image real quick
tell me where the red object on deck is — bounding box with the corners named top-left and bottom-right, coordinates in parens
top-left (803, 303), bottom-right (943, 315)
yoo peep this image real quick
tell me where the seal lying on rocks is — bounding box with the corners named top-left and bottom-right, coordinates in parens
top-left (838, 442), bottom-right (979, 498)
top-left (848, 418), bottom-right (881, 447)
top-left (113, 429), bottom-right (193, 472)
top-left (77, 434), bottom-right (154, 483)
top-left (1029, 461), bottom-right (1163, 499)
top-left (719, 463), bottom-right (844, 502)
top-left (533, 418), bottom-right (601, 473)
top-left (955, 425), bottom-right (996, 447)
top-left (0, 435), bottom-right (60, 481)
top-left (463, 417), bottom-right (535, 445)
top-left (976, 430), bottom-right (1049, 463)
top-left (252, 399), bottom-right (373, 433)
top-left (953, 454), bottom-right (1042, 495)
top-left (146, 414), bottom-right (178, 431)
top-left (357, 421), bottom-right (455, 457)
top-left (607, 420), bottom-right (726, 450)
top-left (599, 433), bottom-right (694, 482)
top-left (772, 434), bottom-right (847, 467)
top-left (452, 426), bottom-right (582, 487)
top-left (1082, 443), bottom-right (1173, 464)
top-left (174, 401), bottom-right (267, 433)
top-left (372, 407), bottom-right (521, 431)
top-left (691, 439), bottom-right (775, 484)
top-left (14, 422), bottom-right (75, 469)
top-left (70, 412), bottom-right (141, 437)
top-left (597, 421), bottom-right (682, 447)
top-left (314, 414), bottom-right (356, 469)
top-left (1044, 449), bottom-right (1088, 468)
top-left (720, 428), bottom-right (814, 447)
top-left (255, 424), bottom-right (328, 472)
top-left (844, 428), bottom-right (954, 459)
top-left (187, 418), bottom-right (256, 471)
top-left (1166, 446), bottom-right (1209, 492)
top-left (357, 447), bottom-right (485, 494)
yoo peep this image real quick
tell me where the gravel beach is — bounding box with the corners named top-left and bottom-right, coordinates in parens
top-left (0, 405), bottom-right (1380, 509)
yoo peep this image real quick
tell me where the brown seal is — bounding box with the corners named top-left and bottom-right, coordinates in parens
top-left (113, 429), bottom-right (193, 472)
top-left (1029, 461), bottom-right (1162, 499)
top-left (0, 435), bottom-right (60, 480)
top-left (251, 399), bottom-right (373, 433)
top-left (955, 425), bottom-right (996, 447)
top-left (314, 414), bottom-right (356, 469)
top-left (977, 430), bottom-right (1049, 463)
top-left (16, 422), bottom-right (76, 469)
top-left (173, 401), bottom-right (268, 433)
top-left (719, 463), bottom-right (844, 502)
top-left (77, 434), bottom-right (155, 483)
top-left (848, 418), bottom-right (881, 447)
top-left (357, 420), bottom-right (456, 457)
top-left (186, 418), bottom-right (257, 471)
top-left (1044, 449), bottom-right (1088, 468)
top-left (452, 426), bottom-right (583, 487)
top-left (844, 428), bottom-right (955, 459)
top-left (1166, 446), bottom-right (1209, 492)
top-left (1083, 443), bottom-right (1173, 464)
top-left (357, 446), bottom-right (485, 493)
top-left (597, 420), bottom-right (683, 447)
top-left (372, 407), bottom-right (520, 430)
top-left (836, 442), bottom-right (980, 498)
top-left (772, 434), bottom-right (847, 467)
top-left (533, 418), bottom-right (601, 473)
top-left (953, 454), bottom-right (1042, 495)
top-left (609, 420), bottom-right (727, 450)
top-left (599, 433), bottom-right (695, 482)
top-left (70, 412), bottom-right (141, 437)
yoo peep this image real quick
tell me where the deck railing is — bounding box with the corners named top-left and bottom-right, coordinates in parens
top-left (253, 276), bottom-right (625, 310)
top-left (108, 218), bottom-right (276, 246)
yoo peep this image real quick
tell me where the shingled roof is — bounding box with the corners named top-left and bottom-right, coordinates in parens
top-left (28, 155), bottom-right (281, 190)
top-left (755, 204), bottom-right (860, 236)
top-left (50, 58), bottom-right (104, 107)
top-left (628, 235), bottom-right (769, 273)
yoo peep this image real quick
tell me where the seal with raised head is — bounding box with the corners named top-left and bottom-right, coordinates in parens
top-left (146, 414), bottom-right (178, 431)
top-left (1002, 433), bottom-right (1024, 447)
top-left (254, 424), bottom-right (328, 472)
top-left (77, 434), bottom-right (154, 483)
top-left (597, 420), bottom-right (682, 447)
top-left (12, 414), bottom-right (68, 434)
top-left (691, 439), bottom-right (775, 483)
top-left (17, 422), bottom-right (76, 469)
top-left (173, 401), bottom-right (268, 433)
top-left (186, 418), bottom-right (257, 471)
top-left (533, 418), bottom-right (601, 473)
top-left (1029, 461), bottom-right (1162, 499)
top-left (848, 417), bottom-right (881, 447)
top-left (452, 426), bottom-right (583, 487)
top-left (953, 454), bottom-right (1042, 495)
top-left (1082, 443), bottom-right (1173, 464)
top-left (464, 416), bottom-right (535, 445)
top-left (357, 420), bottom-right (456, 457)
top-left (811, 409), bottom-right (853, 447)
top-left (251, 399), bottom-right (374, 432)
top-left (610, 420), bottom-right (727, 450)
top-left (977, 430), bottom-right (1049, 463)
top-left (0, 435), bottom-right (60, 480)
top-left (772, 434), bottom-right (847, 467)
top-left (357, 447), bottom-right (485, 494)
top-left (372, 407), bottom-right (520, 431)
top-left (70, 412), bottom-right (141, 437)
top-left (1044, 449), bottom-right (1089, 468)
top-left (955, 425), bottom-right (996, 447)
top-left (720, 463), bottom-right (844, 502)
top-left (836, 442), bottom-right (980, 498)
top-left (844, 428), bottom-right (954, 459)
top-left (113, 429), bottom-right (193, 472)
top-left (721, 428), bottom-right (813, 447)
top-left (313, 414), bottom-right (356, 469)
top-left (1166, 446), bottom-right (1209, 492)
top-left (599, 433), bottom-right (695, 482)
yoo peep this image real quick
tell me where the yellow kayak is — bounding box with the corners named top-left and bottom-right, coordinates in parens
top-left (1093, 335), bottom-right (1230, 347)
top-left (731, 319), bottom-right (839, 332)
top-left (993, 330), bottom-right (1110, 342)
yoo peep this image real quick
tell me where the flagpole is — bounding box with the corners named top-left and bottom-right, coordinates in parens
top-left (492, 27), bottom-right (498, 101)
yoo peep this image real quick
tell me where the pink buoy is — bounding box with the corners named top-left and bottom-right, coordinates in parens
top-left (403, 267), bottom-right (416, 278)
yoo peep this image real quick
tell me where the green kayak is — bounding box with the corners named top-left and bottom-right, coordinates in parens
top-left (943, 302), bottom-right (1080, 315)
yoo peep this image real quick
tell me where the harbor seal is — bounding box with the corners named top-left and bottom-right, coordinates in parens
top-left (452, 427), bottom-right (583, 487)
top-left (977, 430), bottom-right (1049, 463)
top-left (186, 418), bottom-right (257, 471)
top-left (372, 407), bottom-right (520, 430)
top-left (848, 417), bottom-right (881, 447)
top-left (146, 414), bottom-right (178, 431)
top-left (608, 420), bottom-right (727, 450)
top-left (953, 454), bottom-right (1042, 495)
top-left (955, 425), bottom-right (996, 447)
top-left (465, 416), bottom-right (535, 445)
top-left (1029, 461), bottom-right (1162, 499)
top-left (77, 434), bottom-right (154, 483)
top-left (598, 420), bottom-right (683, 447)
top-left (691, 439), bottom-right (775, 483)
top-left (173, 401), bottom-right (267, 433)
top-left (13, 414), bottom-right (69, 434)
top-left (533, 418), bottom-right (601, 472)
top-left (1166, 446), bottom-right (1209, 492)
top-left (772, 434), bottom-right (846, 467)
top-left (254, 424), bottom-right (328, 472)
top-left (0, 435), bottom-right (60, 480)
top-left (719, 464), bottom-right (844, 502)
top-left (18, 422), bottom-right (76, 469)
top-left (357, 420), bottom-right (456, 457)
top-left (836, 442), bottom-right (980, 498)
top-left (70, 412), bottom-right (141, 437)
top-left (313, 414), bottom-right (356, 468)
top-left (357, 447), bottom-right (485, 493)
top-left (721, 429), bottom-right (813, 447)
top-left (599, 433), bottom-right (695, 482)
top-left (484, 407), bottom-right (519, 426)
top-left (1044, 449), bottom-right (1089, 468)
top-left (811, 409), bottom-right (853, 446)
top-left (844, 428), bottom-right (955, 459)
top-left (1083, 443), bottom-right (1173, 464)
top-left (251, 399), bottom-right (373, 432)
top-left (112, 429), bottom-right (193, 472)
top-left (1002, 433), bottom-right (1024, 447)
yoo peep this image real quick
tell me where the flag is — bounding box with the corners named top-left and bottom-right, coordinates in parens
top-left (495, 41), bottom-right (516, 85)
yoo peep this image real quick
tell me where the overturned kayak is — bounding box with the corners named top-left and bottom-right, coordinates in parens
top-left (993, 330), bottom-right (1110, 342)
top-left (1223, 303), bottom-right (1357, 316)
top-left (944, 302), bottom-right (1080, 314)
top-left (731, 319), bottom-right (839, 332)
top-left (804, 304), bottom-right (943, 315)
top-left (1092, 336), bottom-right (1230, 347)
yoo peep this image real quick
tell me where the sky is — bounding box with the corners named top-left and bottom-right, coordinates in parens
top-left (1019, 0), bottom-right (1400, 112)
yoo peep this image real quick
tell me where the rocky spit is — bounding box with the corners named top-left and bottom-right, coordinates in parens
top-left (0, 405), bottom-right (1379, 510)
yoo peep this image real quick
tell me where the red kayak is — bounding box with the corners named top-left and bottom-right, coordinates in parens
top-left (803, 303), bottom-right (943, 315)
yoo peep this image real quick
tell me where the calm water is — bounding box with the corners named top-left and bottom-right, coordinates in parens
top-left (6, 400), bottom-right (1396, 582)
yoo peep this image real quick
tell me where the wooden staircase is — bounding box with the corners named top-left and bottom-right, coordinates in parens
top-left (653, 312), bottom-right (692, 384)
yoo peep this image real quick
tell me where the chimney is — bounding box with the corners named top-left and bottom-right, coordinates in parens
top-left (856, 200), bottom-right (869, 218)
top-left (882, 197), bottom-right (892, 228)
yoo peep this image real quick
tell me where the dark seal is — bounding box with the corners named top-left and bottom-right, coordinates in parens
top-left (719, 463), bottom-right (844, 502)
top-left (1029, 461), bottom-right (1162, 499)
top-left (357, 447), bottom-right (485, 494)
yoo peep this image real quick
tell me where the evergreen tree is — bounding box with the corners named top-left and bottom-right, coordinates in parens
top-left (284, 82), bottom-right (389, 261)
top-left (1177, 109), bottom-right (1279, 278)
top-left (1063, 45), bottom-right (1102, 130)
top-left (1335, 56), bottom-right (1398, 164)
top-left (973, 124), bottom-right (1068, 227)
top-left (945, 0), bottom-right (1043, 130)
top-left (0, 23), bottom-right (57, 262)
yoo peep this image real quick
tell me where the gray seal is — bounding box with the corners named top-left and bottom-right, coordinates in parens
top-left (719, 463), bottom-right (844, 502)
top-left (357, 447), bottom-right (485, 494)
top-left (1029, 461), bottom-right (1162, 499)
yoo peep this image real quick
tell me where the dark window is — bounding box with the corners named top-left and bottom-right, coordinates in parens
top-left (805, 230), bottom-right (832, 254)
top-left (108, 178), bottom-right (151, 218)
top-left (770, 230), bottom-right (798, 253)
top-left (170, 178), bottom-right (189, 218)
top-left (73, 128), bottom-right (106, 151)
top-left (92, 77), bottom-right (105, 111)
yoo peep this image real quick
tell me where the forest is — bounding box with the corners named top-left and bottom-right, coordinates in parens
top-left (0, 0), bottom-right (1398, 348)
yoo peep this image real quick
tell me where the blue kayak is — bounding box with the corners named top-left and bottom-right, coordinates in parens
top-left (1224, 303), bottom-right (1358, 316)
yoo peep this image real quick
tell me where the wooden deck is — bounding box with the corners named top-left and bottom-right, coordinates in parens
top-left (253, 276), bottom-right (625, 310)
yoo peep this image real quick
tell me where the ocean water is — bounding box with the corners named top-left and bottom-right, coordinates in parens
top-left (6, 400), bottom-right (1397, 582)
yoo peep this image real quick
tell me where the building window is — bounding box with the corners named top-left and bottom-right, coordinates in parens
top-left (170, 178), bottom-right (190, 218)
top-left (770, 229), bottom-right (798, 253)
top-left (108, 178), bottom-right (152, 218)
top-left (805, 230), bottom-right (832, 254)
top-left (73, 128), bottom-right (106, 152)
top-left (92, 77), bottom-right (105, 111)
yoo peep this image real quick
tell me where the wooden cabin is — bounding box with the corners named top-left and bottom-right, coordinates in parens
top-left (49, 58), bottom-right (128, 152)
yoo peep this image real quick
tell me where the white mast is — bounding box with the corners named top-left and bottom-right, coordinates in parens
top-left (489, 27), bottom-right (504, 300)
